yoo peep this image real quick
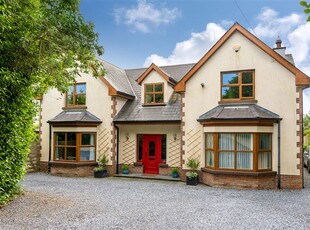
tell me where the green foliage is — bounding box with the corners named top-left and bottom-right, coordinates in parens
top-left (171, 167), bottom-right (179, 174)
top-left (186, 158), bottom-right (200, 171)
top-left (0, 0), bottom-right (103, 205)
top-left (185, 171), bottom-right (198, 179)
top-left (94, 154), bottom-right (109, 172)
top-left (300, 1), bottom-right (310, 21)
top-left (122, 164), bottom-right (129, 170)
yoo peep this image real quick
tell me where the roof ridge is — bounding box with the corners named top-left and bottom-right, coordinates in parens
top-left (97, 57), bottom-right (125, 72)
top-left (125, 63), bottom-right (195, 71)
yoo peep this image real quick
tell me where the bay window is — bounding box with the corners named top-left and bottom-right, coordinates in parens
top-left (205, 133), bottom-right (272, 171)
top-left (54, 132), bottom-right (96, 162)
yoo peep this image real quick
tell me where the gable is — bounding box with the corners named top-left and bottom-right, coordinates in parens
top-left (174, 23), bottom-right (310, 92)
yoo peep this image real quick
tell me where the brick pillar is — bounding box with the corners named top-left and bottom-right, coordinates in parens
top-left (110, 97), bottom-right (117, 174)
top-left (180, 92), bottom-right (186, 168)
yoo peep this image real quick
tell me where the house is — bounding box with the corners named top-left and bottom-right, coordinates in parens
top-left (39, 23), bottom-right (310, 189)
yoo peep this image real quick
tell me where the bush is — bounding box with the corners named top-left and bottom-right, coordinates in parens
top-left (0, 70), bottom-right (37, 205)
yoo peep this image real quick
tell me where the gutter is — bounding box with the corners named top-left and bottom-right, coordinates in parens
top-left (114, 123), bottom-right (119, 174)
top-left (48, 123), bottom-right (52, 172)
top-left (277, 120), bottom-right (281, 189)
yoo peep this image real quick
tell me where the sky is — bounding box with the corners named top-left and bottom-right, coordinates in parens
top-left (79, 0), bottom-right (310, 113)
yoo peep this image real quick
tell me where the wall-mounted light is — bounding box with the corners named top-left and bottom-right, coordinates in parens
top-left (126, 133), bottom-right (129, 141)
top-left (201, 83), bottom-right (205, 88)
top-left (233, 44), bottom-right (241, 52)
top-left (173, 133), bottom-right (177, 141)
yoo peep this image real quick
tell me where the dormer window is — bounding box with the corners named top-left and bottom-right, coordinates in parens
top-left (144, 83), bottom-right (164, 104)
top-left (66, 83), bottom-right (86, 106)
top-left (221, 70), bottom-right (254, 100)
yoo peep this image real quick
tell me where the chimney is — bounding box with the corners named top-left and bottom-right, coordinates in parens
top-left (273, 36), bottom-right (286, 57)
top-left (275, 36), bottom-right (282, 48)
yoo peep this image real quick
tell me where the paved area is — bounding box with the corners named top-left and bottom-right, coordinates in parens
top-left (1, 172), bottom-right (310, 230)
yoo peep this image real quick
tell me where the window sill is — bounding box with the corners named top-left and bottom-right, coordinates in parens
top-left (218, 100), bottom-right (257, 105)
top-left (62, 105), bottom-right (87, 110)
top-left (50, 161), bottom-right (98, 167)
top-left (201, 167), bottom-right (276, 177)
top-left (142, 103), bottom-right (166, 107)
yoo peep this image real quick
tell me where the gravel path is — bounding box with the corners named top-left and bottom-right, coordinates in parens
top-left (1, 171), bottom-right (310, 230)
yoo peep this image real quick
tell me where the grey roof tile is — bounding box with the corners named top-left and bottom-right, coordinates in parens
top-left (114, 64), bottom-right (194, 122)
top-left (198, 104), bottom-right (281, 121)
top-left (48, 110), bottom-right (102, 123)
top-left (99, 59), bottom-right (134, 97)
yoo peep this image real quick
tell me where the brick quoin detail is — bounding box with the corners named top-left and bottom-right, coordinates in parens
top-left (293, 86), bottom-right (303, 189)
top-left (110, 97), bottom-right (117, 173)
top-left (180, 93), bottom-right (185, 168)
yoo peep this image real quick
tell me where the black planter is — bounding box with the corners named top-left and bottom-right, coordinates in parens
top-left (94, 170), bottom-right (108, 178)
top-left (186, 176), bottom-right (198, 186)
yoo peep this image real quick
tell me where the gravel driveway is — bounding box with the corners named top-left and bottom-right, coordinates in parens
top-left (1, 171), bottom-right (310, 230)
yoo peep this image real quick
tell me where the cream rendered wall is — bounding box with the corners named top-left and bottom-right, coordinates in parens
top-left (40, 73), bottom-right (122, 165)
top-left (141, 70), bottom-right (174, 104)
top-left (183, 31), bottom-right (298, 175)
top-left (118, 124), bottom-right (181, 167)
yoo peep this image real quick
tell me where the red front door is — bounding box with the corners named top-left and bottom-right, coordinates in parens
top-left (143, 135), bottom-right (162, 174)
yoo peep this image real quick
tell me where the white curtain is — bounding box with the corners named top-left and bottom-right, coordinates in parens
top-left (206, 151), bottom-right (214, 167)
top-left (258, 152), bottom-right (271, 169)
top-left (219, 134), bottom-right (234, 168)
top-left (236, 134), bottom-right (253, 169)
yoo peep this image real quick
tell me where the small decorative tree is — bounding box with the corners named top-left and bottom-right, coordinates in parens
top-left (185, 158), bottom-right (200, 185)
top-left (94, 154), bottom-right (109, 178)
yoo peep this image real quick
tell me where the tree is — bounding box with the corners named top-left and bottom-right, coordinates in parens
top-left (304, 114), bottom-right (310, 151)
top-left (0, 0), bottom-right (103, 205)
top-left (300, 1), bottom-right (310, 21)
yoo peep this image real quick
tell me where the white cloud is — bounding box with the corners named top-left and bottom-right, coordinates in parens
top-left (252, 7), bottom-right (302, 39)
top-left (144, 23), bottom-right (226, 66)
top-left (114, 0), bottom-right (180, 33)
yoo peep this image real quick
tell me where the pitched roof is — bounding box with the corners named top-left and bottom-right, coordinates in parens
top-left (48, 110), bottom-right (102, 124)
top-left (114, 64), bottom-right (194, 122)
top-left (198, 104), bottom-right (281, 121)
top-left (99, 59), bottom-right (135, 99)
top-left (175, 22), bottom-right (310, 92)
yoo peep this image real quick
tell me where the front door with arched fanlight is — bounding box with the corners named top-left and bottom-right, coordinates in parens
top-left (143, 135), bottom-right (162, 174)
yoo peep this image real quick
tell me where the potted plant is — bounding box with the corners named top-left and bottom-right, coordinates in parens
top-left (122, 164), bottom-right (129, 174)
top-left (185, 158), bottom-right (200, 185)
top-left (94, 154), bottom-right (109, 178)
top-left (171, 167), bottom-right (179, 178)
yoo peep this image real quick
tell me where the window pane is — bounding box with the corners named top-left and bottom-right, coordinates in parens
top-left (67, 85), bottom-right (74, 94)
top-left (242, 72), bottom-right (253, 84)
top-left (222, 86), bottom-right (239, 99)
top-left (75, 95), bottom-right (86, 105)
top-left (155, 84), bottom-right (163, 92)
top-left (76, 84), bottom-right (86, 94)
top-left (149, 141), bottom-right (155, 156)
top-left (258, 152), bottom-right (271, 169)
top-left (55, 147), bottom-right (65, 160)
top-left (206, 134), bottom-right (213, 149)
top-left (80, 147), bottom-right (95, 161)
top-left (161, 135), bottom-right (166, 161)
top-left (219, 134), bottom-right (234, 150)
top-left (56, 133), bottom-right (65, 145)
top-left (237, 152), bottom-right (253, 169)
top-left (67, 95), bottom-right (73, 105)
top-left (66, 147), bottom-right (76, 160)
top-left (242, 86), bottom-right (253, 97)
top-left (138, 135), bottom-right (143, 161)
top-left (222, 73), bottom-right (238, 84)
top-left (145, 94), bottom-right (153, 103)
top-left (82, 134), bottom-right (95, 145)
top-left (259, 134), bottom-right (271, 150)
top-left (206, 151), bottom-right (214, 167)
top-left (155, 94), bottom-right (163, 103)
top-left (219, 152), bottom-right (234, 168)
top-left (145, 85), bottom-right (153, 92)
top-left (236, 134), bottom-right (253, 151)
top-left (67, 133), bottom-right (76, 146)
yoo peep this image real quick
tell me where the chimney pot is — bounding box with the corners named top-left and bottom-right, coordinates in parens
top-left (276, 36), bottom-right (282, 48)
